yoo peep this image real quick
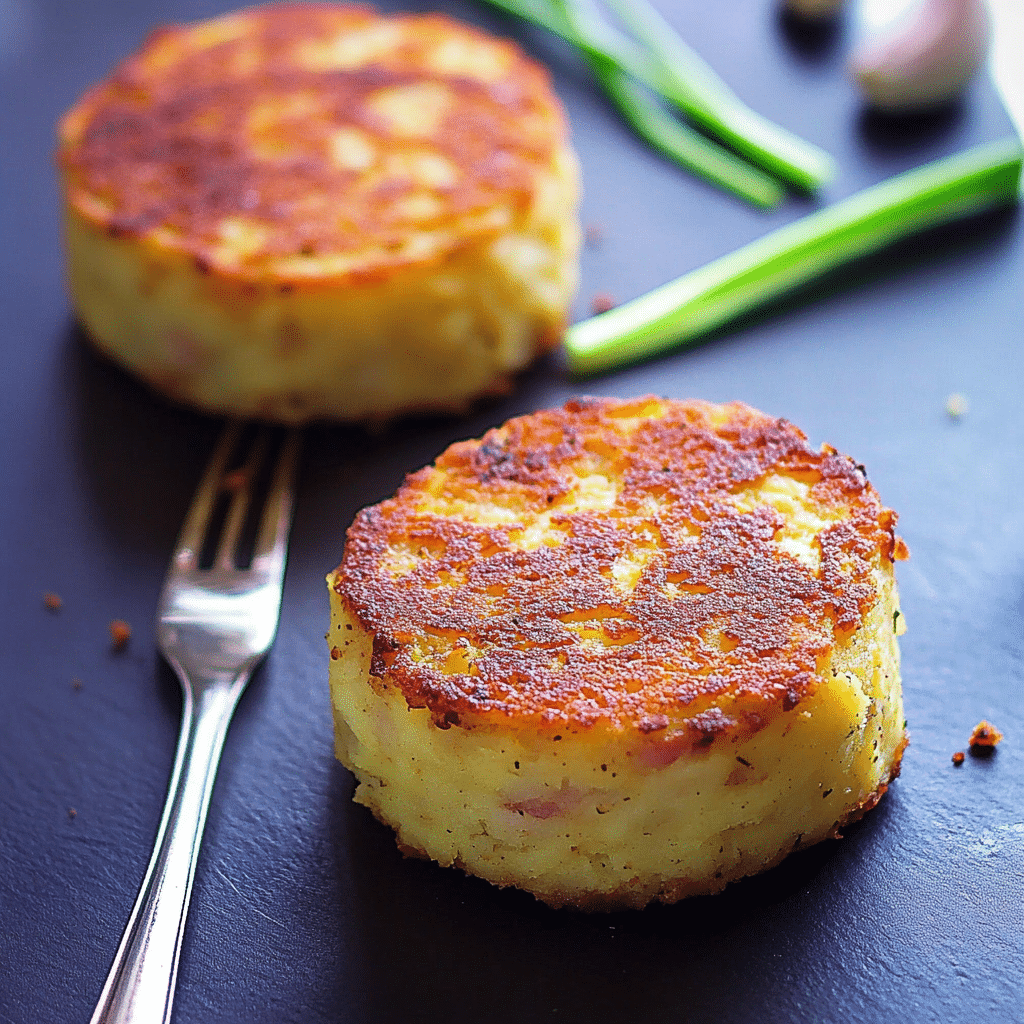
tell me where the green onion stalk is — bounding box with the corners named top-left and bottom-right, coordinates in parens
top-left (481, 0), bottom-right (834, 201)
top-left (564, 138), bottom-right (1024, 374)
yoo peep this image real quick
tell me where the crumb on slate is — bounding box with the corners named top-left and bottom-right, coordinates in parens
top-left (584, 223), bottom-right (604, 247)
top-left (591, 292), bottom-right (616, 315)
top-left (110, 620), bottom-right (132, 651)
top-left (222, 468), bottom-right (248, 491)
top-left (945, 393), bottom-right (968, 418)
top-left (68, 808), bottom-right (77, 819)
top-left (44, 592), bottom-right (63, 611)
top-left (968, 720), bottom-right (1003, 754)
top-left (71, 677), bottom-right (83, 691)
top-left (951, 751), bottom-right (965, 766)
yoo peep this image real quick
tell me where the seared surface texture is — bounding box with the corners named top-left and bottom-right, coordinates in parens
top-left (336, 396), bottom-right (906, 736)
top-left (59, 2), bottom-right (569, 284)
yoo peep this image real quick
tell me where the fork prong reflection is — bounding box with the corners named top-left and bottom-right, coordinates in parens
top-left (252, 429), bottom-right (302, 573)
top-left (214, 427), bottom-right (270, 571)
top-left (174, 421), bottom-right (243, 570)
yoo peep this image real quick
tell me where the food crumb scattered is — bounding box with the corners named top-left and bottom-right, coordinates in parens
top-left (951, 751), bottom-right (965, 765)
top-left (584, 222), bottom-right (604, 247)
top-left (222, 468), bottom-right (248, 491)
top-left (945, 393), bottom-right (969, 418)
top-left (109, 620), bottom-right (132, 651)
top-left (43, 592), bottom-right (63, 611)
top-left (68, 808), bottom-right (77, 819)
top-left (968, 719), bottom-right (1003, 753)
top-left (71, 677), bottom-right (83, 691)
top-left (591, 292), bottom-right (616, 315)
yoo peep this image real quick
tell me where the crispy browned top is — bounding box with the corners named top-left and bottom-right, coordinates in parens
top-left (333, 397), bottom-right (906, 735)
top-left (57, 3), bottom-right (568, 283)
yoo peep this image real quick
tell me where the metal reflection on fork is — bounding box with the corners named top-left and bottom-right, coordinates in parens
top-left (90, 422), bottom-right (301, 1024)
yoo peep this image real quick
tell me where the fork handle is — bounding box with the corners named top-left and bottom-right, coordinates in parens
top-left (90, 676), bottom-right (245, 1024)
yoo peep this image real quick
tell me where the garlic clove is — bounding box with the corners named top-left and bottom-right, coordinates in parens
top-left (851, 0), bottom-right (991, 111)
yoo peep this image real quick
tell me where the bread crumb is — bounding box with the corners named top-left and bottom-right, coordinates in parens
top-left (68, 808), bottom-right (77, 819)
top-left (945, 393), bottom-right (968, 418)
top-left (222, 468), bottom-right (248, 491)
top-left (110, 620), bottom-right (132, 651)
top-left (591, 293), bottom-right (616, 315)
top-left (951, 751), bottom-right (965, 765)
top-left (968, 719), bottom-right (1003, 753)
top-left (585, 223), bottom-right (604, 247)
top-left (43, 592), bottom-right (63, 611)
top-left (72, 677), bottom-right (83, 691)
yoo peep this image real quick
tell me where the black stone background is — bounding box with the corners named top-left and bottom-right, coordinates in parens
top-left (1, 1), bottom-right (1022, 1021)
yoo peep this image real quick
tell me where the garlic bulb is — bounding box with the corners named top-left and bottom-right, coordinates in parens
top-left (851, 0), bottom-right (991, 111)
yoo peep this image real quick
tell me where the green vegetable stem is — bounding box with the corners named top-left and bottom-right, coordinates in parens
top-left (555, 0), bottom-right (786, 208)
top-left (603, 0), bottom-right (835, 192)
top-left (565, 137), bottom-right (1023, 375)
top-left (481, 0), bottom-right (833, 204)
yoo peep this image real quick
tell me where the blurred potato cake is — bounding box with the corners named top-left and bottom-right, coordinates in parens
top-left (327, 397), bottom-right (909, 910)
top-left (57, 4), bottom-right (580, 423)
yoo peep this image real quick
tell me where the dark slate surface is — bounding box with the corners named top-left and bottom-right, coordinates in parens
top-left (2, 1), bottom-right (1022, 1022)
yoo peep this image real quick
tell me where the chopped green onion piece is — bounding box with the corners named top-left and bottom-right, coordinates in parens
top-left (589, 57), bottom-right (785, 208)
top-left (565, 137), bottom-right (1023, 375)
top-left (549, 0), bottom-right (783, 207)
top-left (480, 0), bottom-right (832, 193)
top-left (605, 0), bottom-right (835, 192)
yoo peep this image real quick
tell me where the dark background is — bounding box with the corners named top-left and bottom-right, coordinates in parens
top-left (2, 1), bottom-right (1022, 1021)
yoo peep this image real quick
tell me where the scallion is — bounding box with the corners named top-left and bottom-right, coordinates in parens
top-left (605, 0), bottom-right (836, 192)
top-left (481, 0), bottom-right (833, 196)
top-left (564, 137), bottom-right (1023, 375)
top-left (551, 0), bottom-right (784, 208)
top-left (586, 57), bottom-right (785, 208)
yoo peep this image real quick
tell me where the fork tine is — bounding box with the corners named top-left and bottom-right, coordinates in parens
top-left (251, 428), bottom-right (302, 574)
top-left (214, 427), bottom-right (270, 570)
top-left (173, 421), bottom-right (244, 571)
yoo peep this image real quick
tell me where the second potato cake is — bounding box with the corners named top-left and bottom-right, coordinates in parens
top-left (328, 397), bottom-right (909, 909)
top-left (58, 3), bottom-right (580, 423)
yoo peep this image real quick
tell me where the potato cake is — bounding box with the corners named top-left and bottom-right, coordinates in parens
top-left (328, 397), bottom-right (909, 909)
top-left (58, 4), bottom-right (579, 422)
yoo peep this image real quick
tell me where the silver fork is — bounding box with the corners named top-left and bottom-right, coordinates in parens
top-left (90, 422), bottom-right (301, 1024)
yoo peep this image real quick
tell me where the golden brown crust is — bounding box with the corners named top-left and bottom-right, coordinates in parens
top-left (57, 3), bottom-right (568, 284)
top-left (968, 719), bottom-right (1003, 750)
top-left (333, 397), bottom-right (905, 735)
